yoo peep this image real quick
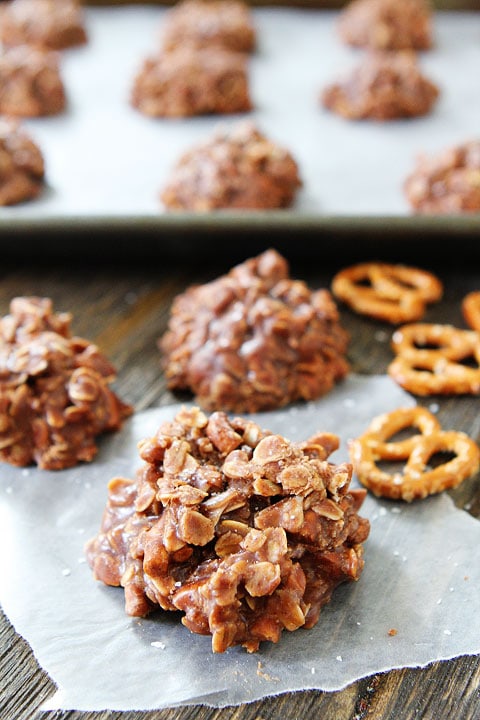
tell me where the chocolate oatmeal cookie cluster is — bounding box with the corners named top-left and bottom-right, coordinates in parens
top-left (0, 117), bottom-right (45, 205)
top-left (0, 45), bottom-right (66, 117)
top-left (86, 406), bottom-right (369, 653)
top-left (337, 0), bottom-right (434, 51)
top-left (0, 297), bottom-right (132, 470)
top-left (160, 122), bottom-right (302, 211)
top-left (404, 140), bottom-right (480, 214)
top-left (160, 0), bottom-right (256, 54)
top-left (0, 0), bottom-right (88, 51)
top-left (321, 50), bottom-right (439, 121)
top-left (131, 45), bottom-right (252, 118)
top-left (159, 248), bottom-right (349, 412)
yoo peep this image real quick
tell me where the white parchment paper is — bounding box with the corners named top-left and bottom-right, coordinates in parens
top-left (0, 375), bottom-right (479, 711)
top-left (1, 6), bottom-right (479, 220)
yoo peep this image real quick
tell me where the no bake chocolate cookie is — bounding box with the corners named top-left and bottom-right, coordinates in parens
top-left (86, 405), bottom-right (369, 653)
top-left (404, 140), bottom-right (480, 214)
top-left (0, 117), bottom-right (45, 205)
top-left (159, 0), bottom-right (256, 53)
top-left (131, 46), bottom-right (252, 118)
top-left (0, 297), bottom-right (132, 470)
top-left (337, 0), bottom-right (433, 51)
top-left (0, 45), bottom-right (66, 117)
top-left (0, 0), bottom-right (88, 50)
top-left (159, 249), bottom-right (349, 413)
top-left (321, 50), bottom-right (439, 121)
top-left (160, 122), bottom-right (302, 210)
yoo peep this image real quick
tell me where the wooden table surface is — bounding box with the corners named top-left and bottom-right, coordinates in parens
top-left (1, 243), bottom-right (479, 720)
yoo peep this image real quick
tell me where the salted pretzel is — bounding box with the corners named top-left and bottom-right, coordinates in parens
top-left (331, 262), bottom-right (443, 324)
top-left (349, 406), bottom-right (480, 501)
top-left (388, 323), bottom-right (480, 395)
top-left (462, 291), bottom-right (480, 332)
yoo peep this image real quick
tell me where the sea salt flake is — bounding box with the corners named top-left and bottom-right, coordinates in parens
top-left (336, 655), bottom-right (342, 662)
top-left (62, 568), bottom-right (71, 577)
top-left (151, 641), bottom-right (166, 649)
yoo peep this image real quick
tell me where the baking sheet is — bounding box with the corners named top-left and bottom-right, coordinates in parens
top-left (1, 6), bottom-right (480, 232)
top-left (0, 375), bottom-right (479, 712)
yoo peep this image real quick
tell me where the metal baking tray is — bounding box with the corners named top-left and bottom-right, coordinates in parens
top-left (1, 2), bottom-right (479, 250)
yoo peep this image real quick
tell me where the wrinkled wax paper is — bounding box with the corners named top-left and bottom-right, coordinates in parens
top-left (0, 375), bottom-right (479, 712)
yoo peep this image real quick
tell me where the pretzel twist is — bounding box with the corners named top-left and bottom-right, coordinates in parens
top-left (388, 323), bottom-right (480, 395)
top-left (462, 291), bottom-right (480, 332)
top-left (331, 262), bottom-right (443, 324)
top-left (349, 407), bottom-right (480, 501)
